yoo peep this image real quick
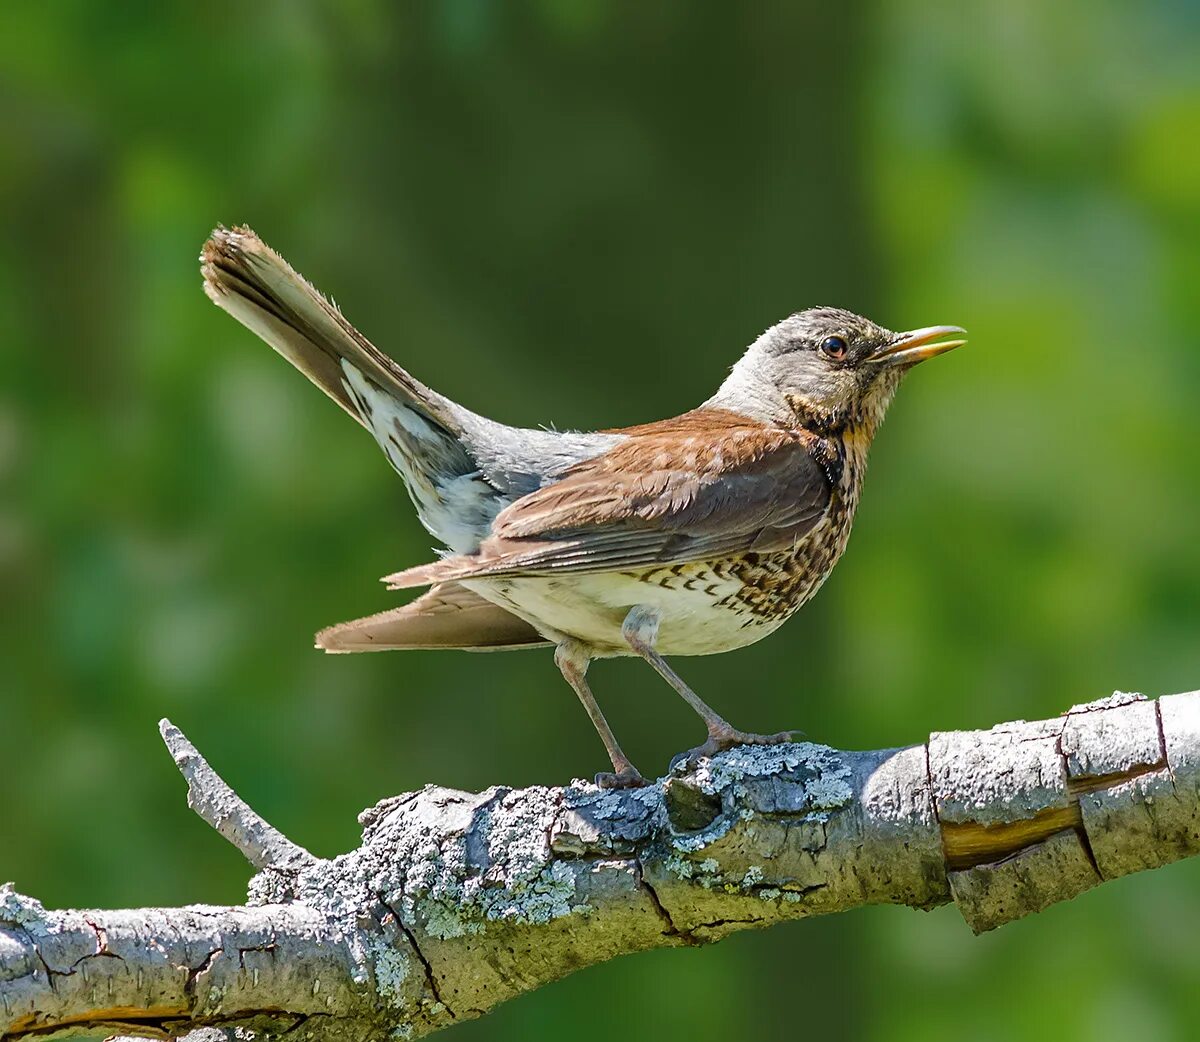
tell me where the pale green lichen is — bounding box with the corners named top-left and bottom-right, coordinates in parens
top-left (806, 774), bottom-right (854, 812)
top-left (666, 854), bottom-right (804, 899)
top-left (692, 743), bottom-right (809, 790)
top-left (665, 853), bottom-right (730, 890)
top-left (366, 787), bottom-right (596, 941)
top-left (575, 783), bottom-right (664, 821)
top-left (372, 944), bottom-right (411, 1001)
top-left (415, 852), bottom-right (591, 939)
top-left (665, 743), bottom-right (853, 856)
top-left (0, 883), bottom-right (45, 926)
top-left (421, 904), bottom-right (469, 940)
top-left (690, 742), bottom-right (852, 803)
top-left (664, 853), bottom-right (695, 880)
top-left (472, 861), bottom-right (587, 929)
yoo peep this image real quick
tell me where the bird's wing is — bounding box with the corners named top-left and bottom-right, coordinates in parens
top-left (383, 422), bottom-right (835, 587)
top-left (316, 582), bottom-right (550, 652)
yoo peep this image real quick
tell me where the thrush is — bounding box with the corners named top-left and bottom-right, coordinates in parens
top-left (201, 227), bottom-right (965, 787)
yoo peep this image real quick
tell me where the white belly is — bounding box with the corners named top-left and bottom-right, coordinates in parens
top-left (463, 565), bottom-right (788, 657)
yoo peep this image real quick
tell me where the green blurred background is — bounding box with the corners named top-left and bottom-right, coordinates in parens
top-left (3, 2), bottom-right (1200, 1039)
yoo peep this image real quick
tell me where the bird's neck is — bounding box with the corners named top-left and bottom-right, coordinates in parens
top-left (709, 377), bottom-right (897, 446)
top-left (707, 371), bottom-right (904, 507)
top-left (787, 392), bottom-right (894, 445)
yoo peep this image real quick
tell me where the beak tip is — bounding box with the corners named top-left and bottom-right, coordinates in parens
top-left (874, 324), bottom-right (968, 365)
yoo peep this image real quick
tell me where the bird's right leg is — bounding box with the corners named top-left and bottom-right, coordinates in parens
top-left (621, 605), bottom-right (793, 762)
top-left (555, 640), bottom-right (647, 789)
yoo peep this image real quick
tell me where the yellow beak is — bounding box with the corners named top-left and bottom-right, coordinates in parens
top-left (870, 325), bottom-right (967, 366)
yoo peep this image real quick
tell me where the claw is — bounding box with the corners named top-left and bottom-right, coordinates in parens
top-left (671, 728), bottom-right (802, 773)
top-left (594, 767), bottom-right (650, 789)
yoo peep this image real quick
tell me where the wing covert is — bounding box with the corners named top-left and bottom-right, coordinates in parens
top-left (417, 421), bottom-right (835, 581)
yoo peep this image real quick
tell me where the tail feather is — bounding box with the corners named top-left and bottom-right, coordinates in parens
top-left (316, 582), bottom-right (548, 653)
top-left (201, 225), bottom-right (459, 434)
top-left (202, 225), bottom-right (505, 551)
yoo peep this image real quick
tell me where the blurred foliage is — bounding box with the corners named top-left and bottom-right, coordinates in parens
top-left (3, 2), bottom-right (1200, 1040)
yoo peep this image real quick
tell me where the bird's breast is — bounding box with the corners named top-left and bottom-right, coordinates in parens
top-left (467, 505), bottom-right (862, 658)
top-left (466, 429), bottom-right (873, 656)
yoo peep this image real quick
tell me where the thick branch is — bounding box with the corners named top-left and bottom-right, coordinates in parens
top-left (4, 689), bottom-right (1200, 1041)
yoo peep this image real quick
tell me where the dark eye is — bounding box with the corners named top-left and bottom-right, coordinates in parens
top-left (819, 335), bottom-right (848, 360)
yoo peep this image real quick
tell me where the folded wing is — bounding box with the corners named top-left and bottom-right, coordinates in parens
top-left (384, 418), bottom-right (835, 588)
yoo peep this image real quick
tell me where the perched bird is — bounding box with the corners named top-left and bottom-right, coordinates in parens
top-left (202, 227), bottom-right (965, 787)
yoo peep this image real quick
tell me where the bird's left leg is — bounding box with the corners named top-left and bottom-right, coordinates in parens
top-left (555, 639), bottom-right (647, 789)
top-left (621, 605), bottom-right (793, 759)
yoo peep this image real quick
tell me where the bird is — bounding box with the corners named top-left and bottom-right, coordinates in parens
top-left (201, 226), bottom-right (965, 787)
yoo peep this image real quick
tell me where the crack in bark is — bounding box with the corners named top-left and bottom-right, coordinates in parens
top-left (31, 949), bottom-right (58, 990)
top-left (5, 1006), bottom-right (317, 1041)
top-left (756, 882), bottom-right (827, 901)
top-left (184, 948), bottom-right (224, 1005)
top-left (691, 916), bottom-right (767, 932)
top-left (633, 860), bottom-right (697, 946)
top-left (236, 942), bottom-right (278, 969)
top-left (1068, 763), bottom-right (1164, 794)
top-left (1053, 730), bottom-right (1104, 879)
top-left (81, 918), bottom-right (106, 957)
top-left (358, 792), bottom-right (420, 832)
top-left (463, 789), bottom-right (509, 879)
top-left (379, 899), bottom-right (454, 1020)
top-left (941, 728), bottom-right (1172, 872)
top-left (1155, 698), bottom-right (1176, 792)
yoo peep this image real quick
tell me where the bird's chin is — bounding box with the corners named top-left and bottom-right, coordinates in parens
top-left (859, 368), bottom-right (904, 423)
top-left (863, 363), bottom-right (904, 394)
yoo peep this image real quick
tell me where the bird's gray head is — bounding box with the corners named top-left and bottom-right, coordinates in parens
top-left (709, 306), bottom-right (966, 433)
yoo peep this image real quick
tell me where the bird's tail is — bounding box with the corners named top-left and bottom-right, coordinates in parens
top-left (315, 581), bottom-right (548, 653)
top-left (202, 226), bottom-right (499, 551)
top-left (202, 226), bottom-right (460, 434)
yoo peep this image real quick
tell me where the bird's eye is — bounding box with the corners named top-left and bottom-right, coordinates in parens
top-left (819, 335), bottom-right (848, 360)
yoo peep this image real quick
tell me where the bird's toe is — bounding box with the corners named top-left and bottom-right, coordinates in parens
top-left (594, 767), bottom-right (650, 789)
top-left (671, 728), bottom-right (805, 773)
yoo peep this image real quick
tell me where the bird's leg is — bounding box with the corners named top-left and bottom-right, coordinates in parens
top-left (621, 605), bottom-right (794, 760)
top-left (554, 640), bottom-right (647, 789)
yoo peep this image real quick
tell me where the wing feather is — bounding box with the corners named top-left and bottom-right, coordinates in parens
top-left (382, 422), bottom-right (835, 586)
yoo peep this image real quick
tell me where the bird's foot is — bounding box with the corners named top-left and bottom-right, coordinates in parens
top-left (671, 727), bottom-right (803, 773)
top-left (594, 766), bottom-right (650, 789)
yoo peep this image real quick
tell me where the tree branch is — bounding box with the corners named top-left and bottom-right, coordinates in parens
top-left (4, 689), bottom-right (1200, 1041)
top-left (158, 719), bottom-right (316, 874)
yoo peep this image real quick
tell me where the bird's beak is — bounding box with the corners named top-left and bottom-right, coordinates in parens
top-left (869, 325), bottom-right (967, 366)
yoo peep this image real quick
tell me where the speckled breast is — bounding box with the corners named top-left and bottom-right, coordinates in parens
top-left (638, 495), bottom-right (857, 627)
top-left (630, 451), bottom-right (865, 631)
top-left (475, 437), bottom-right (869, 657)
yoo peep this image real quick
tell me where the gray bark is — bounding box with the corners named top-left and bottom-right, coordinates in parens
top-left (3, 689), bottom-right (1199, 1041)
